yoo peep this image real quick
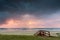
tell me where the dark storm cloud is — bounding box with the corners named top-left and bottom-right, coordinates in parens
top-left (0, 0), bottom-right (60, 24)
top-left (0, 0), bottom-right (60, 13)
top-left (0, 12), bottom-right (10, 24)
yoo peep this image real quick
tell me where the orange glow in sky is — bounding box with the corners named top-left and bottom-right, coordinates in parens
top-left (0, 14), bottom-right (60, 28)
top-left (0, 14), bottom-right (45, 28)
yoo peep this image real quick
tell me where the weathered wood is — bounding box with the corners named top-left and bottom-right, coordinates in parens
top-left (34, 30), bottom-right (50, 37)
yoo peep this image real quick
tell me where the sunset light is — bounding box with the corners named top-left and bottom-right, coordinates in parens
top-left (0, 0), bottom-right (60, 28)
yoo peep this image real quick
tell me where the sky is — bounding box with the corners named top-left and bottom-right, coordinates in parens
top-left (0, 0), bottom-right (60, 28)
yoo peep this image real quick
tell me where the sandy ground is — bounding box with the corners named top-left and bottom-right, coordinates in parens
top-left (0, 30), bottom-right (36, 35)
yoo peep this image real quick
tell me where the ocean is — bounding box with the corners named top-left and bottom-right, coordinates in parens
top-left (0, 28), bottom-right (60, 31)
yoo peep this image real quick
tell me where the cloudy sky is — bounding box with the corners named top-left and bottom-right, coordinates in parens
top-left (0, 0), bottom-right (60, 28)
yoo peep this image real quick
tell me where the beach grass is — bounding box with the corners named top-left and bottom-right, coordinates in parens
top-left (0, 35), bottom-right (60, 40)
